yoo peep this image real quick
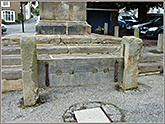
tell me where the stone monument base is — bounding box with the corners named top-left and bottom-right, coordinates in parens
top-left (35, 20), bottom-right (91, 35)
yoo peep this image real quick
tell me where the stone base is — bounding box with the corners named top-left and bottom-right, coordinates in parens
top-left (35, 20), bottom-right (91, 35)
top-left (2, 79), bottom-right (23, 92)
top-left (38, 55), bottom-right (124, 87)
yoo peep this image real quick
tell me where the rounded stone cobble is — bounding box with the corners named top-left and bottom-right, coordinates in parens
top-left (62, 101), bottom-right (124, 122)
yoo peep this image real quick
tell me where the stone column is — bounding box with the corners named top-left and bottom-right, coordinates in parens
top-left (157, 34), bottom-right (163, 52)
top-left (121, 36), bottom-right (143, 90)
top-left (104, 23), bottom-right (108, 35)
top-left (20, 36), bottom-right (39, 106)
top-left (114, 26), bottom-right (119, 37)
top-left (36, 2), bottom-right (91, 35)
top-left (134, 28), bottom-right (139, 37)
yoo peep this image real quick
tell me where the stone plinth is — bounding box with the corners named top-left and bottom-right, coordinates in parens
top-left (121, 36), bottom-right (143, 90)
top-left (35, 2), bottom-right (91, 35)
top-left (20, 36), bottom-right (39, 106)
top-left (157, 34), bottom-right (163, 52)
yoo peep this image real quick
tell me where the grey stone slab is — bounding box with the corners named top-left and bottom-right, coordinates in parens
top-left (37, 55), bottom-right (124, 87)
top-left (48, 71), bottom-right (114, 87)
top-left (40, 2), bottom-right (86, 21)
top-left (35, 20), bottom-right (67, 35)
top-left (138, 62), bottom-right (163, 73)
top-left (72, 2), bottom-right (86, 21)
top-left (60, 34), bottom-right (91, 44)
top-left (35, 35), bottom-right (61, 45)
top-left (37, 45), bottom-right (68, 55)
top-left (140, 53), bottom-right (161, 63)
top-left (2, 46), bottom-right (21, 55)
top-left (40, 2), bottom-right (69, 20)
top-left (37, 55), bottom-right (51, 60)
top-left (91, 34), bottom-right (122, 44)
top-left (74, 107), bottom-right (110, 123)
top-left (2, 56), bottom-right (21, 65)
top-left (67, 21), bottom-right (91, 35)
top-left (70, 45), bottom-right (120, 54)
top-left (2, 66), bottom-right (22, 80)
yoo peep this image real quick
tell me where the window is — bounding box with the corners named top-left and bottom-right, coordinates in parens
top-left (1, 1), bottom-right (10, 7)
top-left (1, 10), bottom-right (15, 22)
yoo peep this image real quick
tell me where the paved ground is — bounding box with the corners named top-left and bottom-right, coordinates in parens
top-left (1, 73), bottom-right (164, 123)
top-left (2, 16), bottom-right (38, 36)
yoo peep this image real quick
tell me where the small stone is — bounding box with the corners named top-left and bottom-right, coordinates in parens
top-left (65, 117), bottom-right (75, 122)
top-left (102, 105), bottom-right (120, 115)
top-left (110, 114), bottom-right (122, 122)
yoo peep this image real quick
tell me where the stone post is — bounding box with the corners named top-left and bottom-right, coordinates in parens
top-left (157, 34), bottom-right (163, 52)
top-left (121, 36), bottom-right (143, 90)
top-left (20, 36), bottom-right (39, 106)
top-left (134, 28), bottom-right (139, 37)
top-left (104, 23), bottom-right (108, 35)
top-left (114, 26), bottom-right (119, 37)
top-left (36, 2), bottom-right (91, 35)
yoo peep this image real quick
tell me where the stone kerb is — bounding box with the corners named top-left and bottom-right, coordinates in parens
top-left (20, 36), bottom-right (39, 106)
top-left (121, 36), bottom-right (143, 90)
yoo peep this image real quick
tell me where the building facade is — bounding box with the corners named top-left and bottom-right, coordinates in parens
top-left (1, 1), bottom-right (20, 23)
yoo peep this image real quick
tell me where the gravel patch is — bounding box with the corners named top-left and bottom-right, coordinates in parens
top-left (1, 74), bottom-right (164, 123)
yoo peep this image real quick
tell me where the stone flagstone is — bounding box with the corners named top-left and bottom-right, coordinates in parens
top-left (74, 107), bottom-right (111, 123)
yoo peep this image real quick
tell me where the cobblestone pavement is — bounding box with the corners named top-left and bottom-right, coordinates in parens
top-left (1, 74), bottom-right (164, 123)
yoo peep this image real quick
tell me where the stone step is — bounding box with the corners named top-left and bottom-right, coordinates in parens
top-left (2, 56), bottom-right (21, 66)
top-left (140, 53), bottom-right (162, 63)
top-left (2, 66), bottom-right (22, 80)
top-left (138, 62), bottom-right (163, 73)
top-left (1, 33), bottom-right (122, 46)
top-left (2, 51), bottom-right (162, 67)
top-left (2, 45), bottom-right (121, 55)
top-left (2, 55), bottom-right (51, 66)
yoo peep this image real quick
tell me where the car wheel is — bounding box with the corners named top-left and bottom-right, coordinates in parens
top-left (121, 23), bottom-right (125, 28)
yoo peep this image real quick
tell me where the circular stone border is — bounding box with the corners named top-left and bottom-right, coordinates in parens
top-left (62, 101), bottom-right (125, 122)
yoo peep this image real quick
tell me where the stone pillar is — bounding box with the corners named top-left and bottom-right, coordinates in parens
top-left (35, 2), bottom-right (91, 35)
top-left (114, 26), bottom-right (119, 37)
top-left (134, 28), bottom-right (139, 37)
top-left (20, 36), bottom-right (39, 106)
top-left (121, 36), bottom-right (143, 90)
top-left (157, 34), bottom-right (163, 52)
top-left (104, 23), bottom-right (108, 35)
